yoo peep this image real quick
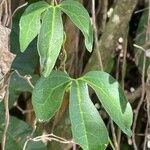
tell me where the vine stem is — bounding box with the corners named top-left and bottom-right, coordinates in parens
top-left (0, 0), bottom-right (5, 6)
top-left (23, 133), bottom-right (74, 150)
top-left (109, 138), bottom-right (116, 150)
top-left (1, 71), bottom-right (13, 150)
top-left (110, 120), bottom-right (119, 150)
top-left (92, 0), bottom-right (103, 70)
top-left (143, 1), bottom-right (150, 149)
top-left (132, 52), bottom-right (146, 150)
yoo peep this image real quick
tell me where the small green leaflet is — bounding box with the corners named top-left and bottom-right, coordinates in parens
top-left (59, 0), bottom-right (93, 52)
top-left (19, 1), bottom-right (49, 52)
top-left (69, 80), bottom-right (109, 150)
top-left (82, 71), bottom-right (133, 136)
top-left (38, 7), bottom-right (64, 77)
top-left (32, 71), bottom-right (71, 122)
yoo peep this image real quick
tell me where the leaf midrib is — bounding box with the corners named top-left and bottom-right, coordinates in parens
top-left (75, 80), bottom-right (89, 150)
top-left (47, 7), bottom-right (56, 58)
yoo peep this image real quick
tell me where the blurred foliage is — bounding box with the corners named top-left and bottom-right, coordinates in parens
top-left (0, 105), bottom-right (47, 150)
top-left (134, 10), bottom-right (150, 74)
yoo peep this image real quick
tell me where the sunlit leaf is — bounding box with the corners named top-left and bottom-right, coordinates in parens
top-left (19, 1), bottom-right (49, 52)
top-left (69, 80), bottom-right (109, 150)
top-left (82, 71), bottom-right (133, 136)
top-left (59, 0), bottom-right (93, 52)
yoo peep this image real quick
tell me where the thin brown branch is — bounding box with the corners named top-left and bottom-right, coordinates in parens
top-left (132, 54), bottom-right (146, 150)
top-left (110, 120), bottom-right (119, 150)
top-left (84, 0), bottom-right (138, 72)
top-left (23, 133), bottom-right (74, 150)
top-left (0, 0), bottom-right (5, 6)
top-left (92, 0), bottom-right (103, 70)
top-left (1, 71), bottom-right (13, 150)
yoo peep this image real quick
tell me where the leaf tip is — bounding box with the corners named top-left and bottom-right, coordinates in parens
top-left (123, 128), bottom-right (132, 137)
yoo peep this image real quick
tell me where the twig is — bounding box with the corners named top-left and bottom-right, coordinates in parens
top-left (11, 2), bottom-right (28, 19)
top-left (2, 0), bottom-right (8, 26)
top-left (132, 13), bottom-right (149, 147)
top-left (6, 0), bottom-right (11, 27)
top-left (54, 0), bottom-right (58, 5)
top-left (92, 0), bottom-right (103, 70)
top-left (143, 122), bottom-right (148, 150)
top-left (13, 101), bottom-right (33, 114)
top-left (109, 137), bottom-right (116, 150)
top-left (110, 120), bottom-right (119, 150)
top-left (0, 0), bottom-right (5, 6)
top-left (121, 36), bottom-right (128, 89)
top-left (15, 70), bottom-right (34, 89)
top-left (117, 129), bottom-right (121, 150)
top-left (23, 138), bottom-right (31, 150)
top-left (132, 53), bottom-right (146, 150)
top-left (133, 44), bottom-right (145, 52)
top-left (1, 87), bottom-right (9, 150)
top-left (1, 71), bottom-right (13, 150)
top-left (143, 1), bottom-right (150, 149)
top-left (23, 133), bottom-right (74, 150)
top-left (134, 7), bottom-right (150, 14)
top-left (72, 143), bottom-right (77, 150)
top-left (116, 54), bottom-right (121, 80)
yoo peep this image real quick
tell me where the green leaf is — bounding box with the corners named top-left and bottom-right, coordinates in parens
top-left (11, 7), bottom-right (25, 54)
top-left (19, 1), bottom-right (49, 52)
top-left (38, 7), bottom-right (64, 77)
top-left (82, 71), bottom-right (133, 136)
top-left (59, 0), bottom-right (93, 52)
top-left (32, 71), bottom-right (71, 122)
top-left (69, 80), bottom-right (109, 150)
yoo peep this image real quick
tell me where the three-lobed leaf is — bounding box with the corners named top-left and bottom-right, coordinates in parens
top-left (59, 0), bottom-right (93, 52)
top-left (38, 7), bottom-right (64, 77)
top-left (19, 1), bottom-right (49, 52)
top-left (32, 71), bottom-right (71, 122)
top-left (69, 80), bottom-right (109, 150)
top-left (19, 1), bottom-right (133, 149)
top-left (82, 71), bottom-right (133, 136)
top-left (20, 1), bottom-right (93, 76)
